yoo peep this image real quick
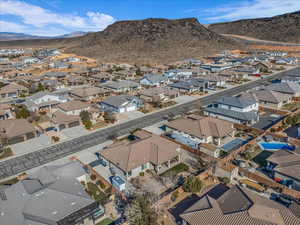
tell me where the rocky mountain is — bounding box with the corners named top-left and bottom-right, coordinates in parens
top-left (66, 18), bottom-right (241, 63)
top-left (0, 31), bottom-right (87, 41)
top-left (209, 11), bottom-right (300, 43)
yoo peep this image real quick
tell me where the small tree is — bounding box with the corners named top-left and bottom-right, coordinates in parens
top-left (182, 176), bottom-right (203, 193)
top-left (15, 105), bottom-right (30, 119)
top-left (126, 194), bottom-right (158, 225)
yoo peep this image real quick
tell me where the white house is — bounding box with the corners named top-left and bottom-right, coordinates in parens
top-left (100, 95), bottom-right (143, 113)
top-left (140, 74), bottom-right (169, 86)
top-left (24, 91), bottom-right (68, 112)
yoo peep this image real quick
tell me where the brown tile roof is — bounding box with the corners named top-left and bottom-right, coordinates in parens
top-left (166, 116), bottom-right (234, 139)
top-left (51, 111), bottom-right (80, 124)
top-left (0, 119), bottom-right (36, 139)
top-left (57, 100), bottom-right (90, 112)
top-left (70, 87), bottom-right (108, 98)
top-left (0, 83), bottom-right (27, 94)
top-left (241, 90), bottom-right (290, 104)
top-left (180, 185), bottom-right (300, 225)
top-left (139, 87), bottom-right (178, 98)
top-left (100, 134), bottom-right (180, 172)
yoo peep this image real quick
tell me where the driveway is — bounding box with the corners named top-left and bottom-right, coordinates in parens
top-left (117, 111), bottom-right (145, 123)
top-left (11, 134), bottom-right (52, 156)
top-left (61, 125), bottom-right (90, 139)
top-left (174, 95), bottom-right (198, 104)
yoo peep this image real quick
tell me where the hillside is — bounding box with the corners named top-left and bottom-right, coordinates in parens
top-left (209, 11), bottom-right (300, 43)
top-left (66, 18), bottom-right (241, 63)
top-left (0, 18), bottom-right (242, 63)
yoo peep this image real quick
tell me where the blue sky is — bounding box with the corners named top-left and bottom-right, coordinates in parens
top-left (0, 0), bottom-right (299, 36)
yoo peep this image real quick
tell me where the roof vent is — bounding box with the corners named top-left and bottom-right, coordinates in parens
top-left (52, 211), bottom-right (58, 215)
top-left (71, 202), bottom-right (76, 206)
top-left (0, 212), bottom-right (4, 216)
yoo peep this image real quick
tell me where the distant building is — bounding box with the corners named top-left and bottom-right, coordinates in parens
top-left (100, 95), bottom-right (143, 113)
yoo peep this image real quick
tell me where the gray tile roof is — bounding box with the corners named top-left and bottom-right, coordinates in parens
top-left (0, 161), bottom-right (100, 225)
top-left (266, 82), bottom-right (300, 94)
top-left (214, 96), bottom-right (257, 108)
top-left (205, 107), bottom-right (258, 122)
top-left (101, 95), bottom-right (142, 108)
top-left (142, 74), bottom-right (168, 83)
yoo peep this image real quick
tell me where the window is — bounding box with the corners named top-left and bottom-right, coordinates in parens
top-left (127, 171), bottom-right (132, 176)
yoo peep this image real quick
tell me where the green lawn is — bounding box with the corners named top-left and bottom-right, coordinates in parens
top-left (96, 218), bottom-right (114, 225)
top-left (0, 148), bottom-right (13, 160)
top-left (282, 102), bottom-right (300, 111)
top-left (87, 182), bottom-right (109, 204)
top-left (160, 163), bottom-right (189, 177)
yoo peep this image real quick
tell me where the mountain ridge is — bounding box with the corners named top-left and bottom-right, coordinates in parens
top-left (209, 11), bottom-right (300, 43)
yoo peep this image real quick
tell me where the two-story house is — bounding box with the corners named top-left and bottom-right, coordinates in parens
top-left (204, 96), bottom-right (259, 125)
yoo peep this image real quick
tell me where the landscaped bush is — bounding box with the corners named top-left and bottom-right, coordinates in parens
top-left (171, 190), bottom-right (179, 202)
top-left (182, 175), bottom-right (203, 193)
top-left (139, 172), bottom-right (145, 176)
top-left (90, 174), bottom-right (97, 181)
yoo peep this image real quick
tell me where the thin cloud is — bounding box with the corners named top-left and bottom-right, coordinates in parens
top-left (205, 0), bottom-right (300, 22)
top-left (0, 0), bottom-right (115, 35)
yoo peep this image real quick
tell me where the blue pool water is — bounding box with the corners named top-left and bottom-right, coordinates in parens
top-left (259, 142), bottom-right (295, 151)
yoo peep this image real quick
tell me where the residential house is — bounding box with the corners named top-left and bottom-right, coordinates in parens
top-left (57, 100), bottom-right (90, 115)
top-left (281, 75), bottom-right (300, 84)
top-left (24, 91), bottom-right (68, 112)
top-left (200, 64), bottom-right (233, 73)
top-left (49, 62), bottom-right (70, 69)
top-left (66, 76), bottom-right (86, 86)
top-left (204, 96), bottom-right (259, 125)
top-left (42, 71), bottom-right (68, 80)
top-left (266, 148), bottom-right (300, 191)
top-left (164, 69), bottom-right (193, 80)
top-left (50, 111), bottom-right (81, 131)
top-left (0, 82), bottom-right (28, 98)
top-left (0, 119), bottom-right (38, 145)
top-left (168, 78), bottom-right (208, 93)
top-left (266, 82), bottom-right (300, 97)
top-left (102, 80), bottom-right (140, 93)
top-left (178, 184), bottom-right (300, 225)
top-left (70, 86), bottom-right (109, 102)
top-left (0, 161), bottom-right (105, 225)
top-left (234, 66), bottom-right (260, 75)
top-left (165, 115), bottom-right (235, 156)
top-left (197, 75), bottom-right (227, 88)
top-left (0, 103), bottom-right (13, 120)
top-left (139, 87), bottom-right (179, 103)
top-left (99, 134), bottom-right (181, 180)
top-left (100, 95), bottom-right (143, 113)
top-left (241, 90), bottom-right (292, 108)
top-left (140, 74), bottom-right (169, 86)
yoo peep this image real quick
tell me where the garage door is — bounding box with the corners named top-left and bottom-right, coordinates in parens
top-left (8, 136), bottom-right (24, 145)
top-left (126, 106), bottom-right (136, 112)
top-left (68, 121), bottom-right (80, 128)
top-left (59, 124), bottom-right (66, 131)
top-left (26, 132), bottom-right (35, 140)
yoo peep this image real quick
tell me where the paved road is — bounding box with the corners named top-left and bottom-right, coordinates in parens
top-left (0, 67), bottom-right (299, 180)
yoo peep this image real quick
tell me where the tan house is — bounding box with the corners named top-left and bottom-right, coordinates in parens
top-left (50, 111), bottom-right (81, 131)
top-left (0, 82), bottom-right (28, 98)
top-left (0, 119), bottom-right (38, 145)
top-left (99, 134), bottom-right (181, 180)
top-left (165, 115), bottom-right (235, 149)
top-left (57, 100), bottom-right (90, 115)
top-left (70, 86), bottom-right (109, 102)
top-left (240, 90), bottom-right (291, 108)
top-left (139, 87), bottom-right (179, 103)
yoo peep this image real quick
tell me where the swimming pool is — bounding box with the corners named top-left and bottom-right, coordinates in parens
top-left (258, 142), bottom-right (295, 151)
